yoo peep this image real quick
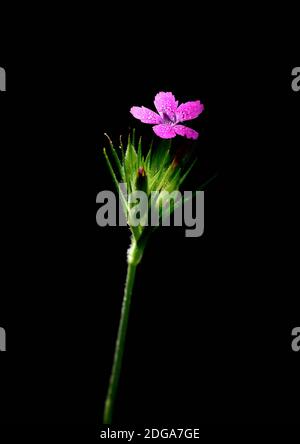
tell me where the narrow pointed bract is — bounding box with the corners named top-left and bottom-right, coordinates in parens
top-left (103, 130), bottom-right (197, 237)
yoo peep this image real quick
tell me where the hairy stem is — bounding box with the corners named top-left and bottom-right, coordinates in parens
top-left (103, 241), bottom-right (142, 424)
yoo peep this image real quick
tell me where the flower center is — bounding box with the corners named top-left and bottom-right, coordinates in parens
top-left (162, 111), bottom-right (176, 125)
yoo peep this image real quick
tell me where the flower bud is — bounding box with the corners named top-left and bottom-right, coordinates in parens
top-left (135, 166), bottom-right (148, 194)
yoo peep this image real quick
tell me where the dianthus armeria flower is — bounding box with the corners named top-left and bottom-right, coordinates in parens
top-left (130, 92), bottom-right (204, 140)
top-left (102, 91), bottom-right (209, 426)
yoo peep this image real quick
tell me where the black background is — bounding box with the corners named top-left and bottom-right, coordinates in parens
top-left (0, 7), bottom-right (299, 437)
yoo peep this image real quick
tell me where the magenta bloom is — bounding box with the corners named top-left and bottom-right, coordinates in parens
top-left (130, 92), bottom-right (204, 140)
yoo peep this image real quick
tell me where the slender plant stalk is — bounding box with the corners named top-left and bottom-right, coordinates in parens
top-left (103, 242), bottom-right (140, 424)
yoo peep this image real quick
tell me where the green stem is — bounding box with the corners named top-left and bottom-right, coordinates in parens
top-left (103, 240), bottom-right (142, 424)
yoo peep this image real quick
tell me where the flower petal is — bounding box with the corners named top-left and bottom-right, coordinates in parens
top-left (176, 100), bottom-right (204, 122)
top-left (174, 125), bottom-right (199, 140)
top-left (154, 92), bottom-right (178, 120)
top-left (153, 124), bottom-right (177, 139)
top-left (130, 106), bottom-right (162, 124)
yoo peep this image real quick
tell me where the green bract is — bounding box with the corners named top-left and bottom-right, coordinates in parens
top-left (103, 130), bottom-right (197, 246)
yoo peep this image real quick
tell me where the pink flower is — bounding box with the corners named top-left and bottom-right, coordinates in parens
top-left (130, 92), bottom-right (204, 140)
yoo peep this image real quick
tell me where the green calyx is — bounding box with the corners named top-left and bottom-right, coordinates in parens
top-left (103, 130), bottom-right (197, 247)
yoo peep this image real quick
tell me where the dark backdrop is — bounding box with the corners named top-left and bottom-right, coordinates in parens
top-left (0, 8), bottom-right (299, 435)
